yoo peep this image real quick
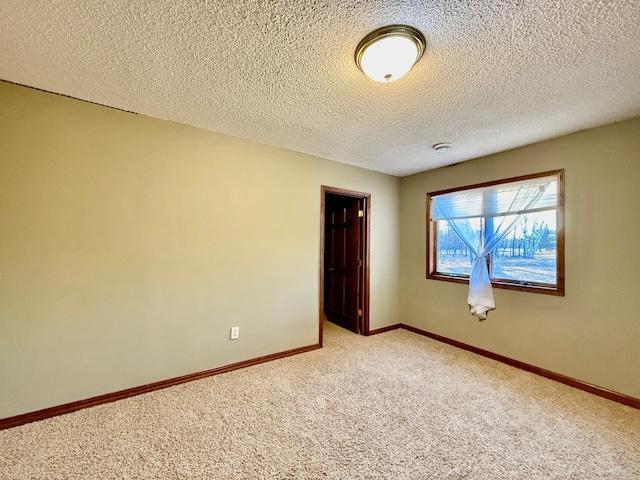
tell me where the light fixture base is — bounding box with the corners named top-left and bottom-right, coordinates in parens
top-left (355, 25), bottom-right (426, 83)
top-left (433, 143), bottom-right (452, 152)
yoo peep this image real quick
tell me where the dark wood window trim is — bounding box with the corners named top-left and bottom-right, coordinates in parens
top-left (426, 169), bottom-right (565, 296)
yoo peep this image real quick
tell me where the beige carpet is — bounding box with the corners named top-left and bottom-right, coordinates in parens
top-left (1, 321), bottom-right (639, 479)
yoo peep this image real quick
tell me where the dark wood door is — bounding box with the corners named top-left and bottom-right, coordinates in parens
top-left (325, 194), bottom-right (361, 333)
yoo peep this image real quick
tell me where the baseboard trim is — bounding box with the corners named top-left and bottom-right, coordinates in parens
top-left (366, 324), bottom-right (401, 336)
top-left (0, 343), bottom-right (321, 431)
top-left (4, 323), bottom-right (637, 430)
top-left (399, 323), bottom-right (640, 410)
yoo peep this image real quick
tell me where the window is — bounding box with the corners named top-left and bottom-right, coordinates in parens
top-left (427, 170), bottom-right (564, 296)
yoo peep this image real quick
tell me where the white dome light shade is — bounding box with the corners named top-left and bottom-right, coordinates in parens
top-left (360, 36), bottom-right (418, 82)
top-left (355, 25), bottom-right (426, 83)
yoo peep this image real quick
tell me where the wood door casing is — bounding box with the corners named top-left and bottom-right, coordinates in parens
top-left (319, 185), bottom-right (371, 344)
top-left (325, 193), bottom-right (361, 334)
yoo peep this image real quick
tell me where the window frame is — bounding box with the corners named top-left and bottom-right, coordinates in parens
top-left (426, 169), bottom-right (565, 296)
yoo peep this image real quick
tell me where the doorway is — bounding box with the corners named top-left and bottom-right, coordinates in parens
top-left (319, 186), bottom-right (370, 345)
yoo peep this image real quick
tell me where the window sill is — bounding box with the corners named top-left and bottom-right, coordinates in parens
top-left (427, 273), bottom-right (565, 297)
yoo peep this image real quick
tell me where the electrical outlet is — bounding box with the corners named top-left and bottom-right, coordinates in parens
top-left (230, 326), bottom-right (239, 340)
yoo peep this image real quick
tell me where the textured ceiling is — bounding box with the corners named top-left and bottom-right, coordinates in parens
top-left (1, 1), bottom-right (640, 176)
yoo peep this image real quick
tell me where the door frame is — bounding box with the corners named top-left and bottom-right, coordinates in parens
top-left (319, 186), bottom-right (371, 345)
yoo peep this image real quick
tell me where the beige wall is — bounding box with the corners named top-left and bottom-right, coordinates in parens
top-left (3, 78), bottom-right (638, 420)
top-left (400, 117), bottom-right (640, 398)
top-left (0, 82), bottom-right (400, 418)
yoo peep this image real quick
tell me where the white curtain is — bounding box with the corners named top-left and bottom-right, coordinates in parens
top-left (432, 176), bottom-right (556, 319)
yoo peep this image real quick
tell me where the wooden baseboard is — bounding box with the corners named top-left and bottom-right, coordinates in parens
top-left (4, 323), bottom-right (637, 431)
top-left (399, 323), bottom-right (640, 410)
top-left (0, 343), bottom-right (321, 431)
top-left (366, 324), bottom-right (401, 336)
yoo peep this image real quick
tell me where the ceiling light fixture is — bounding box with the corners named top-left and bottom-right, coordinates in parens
top-left (355, 25), bottom-right (426, 83)
top-left (433, 143), bottom-right (452, 152)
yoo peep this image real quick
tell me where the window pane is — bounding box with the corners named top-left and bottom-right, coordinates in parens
top-left (432, 176), bottom-right (558, 220)
top-left (428, 170), bottom-right (564, 295)
top-left (435, 219), bottom-right (477, 276)
top-left (490, 211), bottom-right (557, 285)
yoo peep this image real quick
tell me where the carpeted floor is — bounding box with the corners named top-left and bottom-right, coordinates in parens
top-left (1, 321), bottom-right (639, 479)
